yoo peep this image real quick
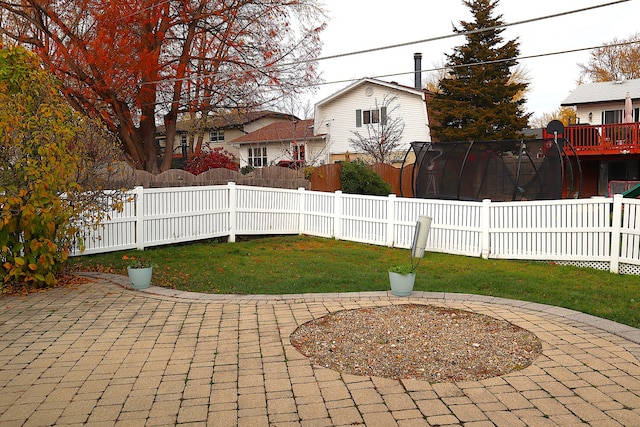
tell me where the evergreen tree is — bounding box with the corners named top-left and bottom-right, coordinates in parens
top-left (430, 0), bottom-right (530, 142)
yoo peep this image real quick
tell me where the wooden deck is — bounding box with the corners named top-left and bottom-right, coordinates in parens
top-left (546, 123), bottom-right (640, 156)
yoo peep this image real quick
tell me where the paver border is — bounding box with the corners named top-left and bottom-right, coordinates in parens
top-left (79, 271), bottom-right (640, 347)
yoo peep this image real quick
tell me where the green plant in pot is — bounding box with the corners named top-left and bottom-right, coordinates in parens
top-left (389, 264), bottom-right (416, 275)
top-left (389, 216), bottom-right (432, 296)
top-left (123, 254), bottom-right (157, 290)
top-left (388, 263), bottom-right (417, 297)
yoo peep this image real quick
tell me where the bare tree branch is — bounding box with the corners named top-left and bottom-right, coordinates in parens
top-left (348, 94), bottom-right (405, 164)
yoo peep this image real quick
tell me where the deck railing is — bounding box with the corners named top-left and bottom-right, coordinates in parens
top-left (548, 123), bottom-right (640, 155)
top-left (73, 184), bottom-right (640, 276)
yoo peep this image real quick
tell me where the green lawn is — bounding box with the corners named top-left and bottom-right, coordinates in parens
top-left (68, 235), bottom-right (640, 328)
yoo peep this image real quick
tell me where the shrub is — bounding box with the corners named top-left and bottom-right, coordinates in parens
top-left (302, 166), bottom-right (316, 180)
top-left (339, 161), bottom-right (392, 196)
top-left (240, 165), bottom-right (255, 175)
top-left (0, 46), bottom-right (127, 293)
top-left (184, 147), bottom-right (239, 175)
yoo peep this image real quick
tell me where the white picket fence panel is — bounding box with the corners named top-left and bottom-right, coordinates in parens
top-left (74, 183), bottom-right (640, 275)
top-left (488, 198), bottom-right (613, 260)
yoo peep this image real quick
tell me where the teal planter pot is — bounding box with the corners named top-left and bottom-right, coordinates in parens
top-left (127, 267), bottom-right (153, 290)
top-left (388, 271), bottom-right (415, 296)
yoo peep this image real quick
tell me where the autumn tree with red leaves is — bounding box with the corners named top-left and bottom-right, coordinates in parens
top-left (0, 0), bottom-right (325, 173)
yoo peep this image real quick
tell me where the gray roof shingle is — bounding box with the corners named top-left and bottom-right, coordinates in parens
top-left (561, 78), bottom-right (640, 105)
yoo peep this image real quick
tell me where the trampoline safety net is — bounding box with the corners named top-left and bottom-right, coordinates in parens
top-left (405, 139), bottom-right (581, 201)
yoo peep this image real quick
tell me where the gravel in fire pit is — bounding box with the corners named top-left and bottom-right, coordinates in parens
top-left (290, 304), bottom-right (542, 382)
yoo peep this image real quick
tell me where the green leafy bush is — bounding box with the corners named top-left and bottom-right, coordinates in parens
top-left (0, 47), bottom-right (126, 292)
top-left (240, 165), bottom-right (255, 175)
top-left (339, 161), bottom-right (392, 196)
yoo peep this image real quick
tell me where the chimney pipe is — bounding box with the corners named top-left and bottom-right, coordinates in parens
top-left (414, 52), bottom-right (422, 90)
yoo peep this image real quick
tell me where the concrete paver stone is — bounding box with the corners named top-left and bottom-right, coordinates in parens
top-left (2, 273), bottom-right (640, 426)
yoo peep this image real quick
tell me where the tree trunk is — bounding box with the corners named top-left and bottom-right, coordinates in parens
top-left (161, 113), bottom-right (177, 172)
top-left (195, 134), bottom-right (204, 154)
top-left (140, 118), bottom-right (158, 174)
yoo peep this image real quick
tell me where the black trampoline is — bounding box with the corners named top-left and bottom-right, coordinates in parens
top-left (401, 129), bottom-right (582, 201)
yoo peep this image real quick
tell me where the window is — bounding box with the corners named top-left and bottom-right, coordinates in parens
top-left (178, 133), bottom-right (188, 157)
top-left (356, 107), bottom-right (387, 127)
top-left (363, 109), bottom-right (379, 124)
top-left (292, 143), bottom-right (305, 161)
top-left (210, 130), bottom-right (224, 143)
top-left (248, 147), bottom-right (267, 167)
top-left (602, 110), bottom-right (623, 124)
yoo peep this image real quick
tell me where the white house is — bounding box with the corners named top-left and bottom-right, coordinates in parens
top-left (560, 78), bottom-right (640, 196)
top-left (230, 119), bottom-right (326, 169)
top-left (156, 110), bottom-right (299, 164)
top-left (226, 77), bottom-right (433, 169)
top-left (561, 78), bottom-right (640, 125)
top-left (313, 78), bottom-right (432, 164)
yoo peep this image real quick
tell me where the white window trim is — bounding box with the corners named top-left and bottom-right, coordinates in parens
top-left (248, 146), bottom-right (267, 167)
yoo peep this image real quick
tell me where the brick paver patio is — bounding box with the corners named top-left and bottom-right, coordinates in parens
top-left (2, 272), bottom-right (640, 426)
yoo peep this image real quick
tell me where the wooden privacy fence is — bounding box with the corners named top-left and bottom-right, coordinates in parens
top-left (123, 165), bottom-right (310, 189)
top-left (309, 163), bottom-right (414, 197)
top-left (117, 162), bottom-right (412, 196)
top-left (75, 184), bottom-right (640, 276)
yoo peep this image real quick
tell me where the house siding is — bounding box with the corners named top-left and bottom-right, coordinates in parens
top-left (561, 81), bottom-right (640, 198)
top-left (166, 116), bottom-right (297, 162)
top-left (233, 137), bottom-right (326, 169)
top-left (314, 80), bottom-right (431, 163)
top-left (242, 117), bottom-right (284, 134)
top-left (230, 119), bottom-right (325, 168)
top-left (574, 101), bottom-right (637, 125)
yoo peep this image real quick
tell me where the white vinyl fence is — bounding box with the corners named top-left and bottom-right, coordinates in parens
top-left (74, 183), bottom-right (640, 276)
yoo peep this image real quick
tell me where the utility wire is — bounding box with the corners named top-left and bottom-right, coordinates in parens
top-left (146, 0), bottom-right (630, 85)
top-left (307, 0), bottom-right (630, 64)
top-left (316, 40), bottom-right (640, 89)
top-left (138, 0), bottom-right (634, 107)
top-left (149, 39), bottom-right (640, 108)
top-left (119, 0), bottom-right (173, 20)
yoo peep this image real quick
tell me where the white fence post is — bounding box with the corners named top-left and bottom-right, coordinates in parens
top-left (481, 199), bottom-right (491, 259)
top-left (298, 187), bottom-right (306, 235)
top-left (387, 194), bottom-right (396, 247)
top-left (334, 190), bottom-right (343, 240)
top-left (134, 186), bottom-right (145, 250)
top-left (228, 182), bottom-right (236, 243)
top-left (68, 186), bottom-right (640, 277)
top-left (610, 194), bottom-right (623, 274)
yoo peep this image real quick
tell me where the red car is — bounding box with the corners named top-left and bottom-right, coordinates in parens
top-left (277, 160), bottom-right (305, 169)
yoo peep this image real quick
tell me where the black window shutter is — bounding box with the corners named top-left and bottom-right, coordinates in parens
top-left (381, 107), bottom-right (387, 125)
top-left (356, 110), bottom-right (362, 127)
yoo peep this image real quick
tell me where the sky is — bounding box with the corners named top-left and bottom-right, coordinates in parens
top-left (309, 0), bottom-right (639, 122)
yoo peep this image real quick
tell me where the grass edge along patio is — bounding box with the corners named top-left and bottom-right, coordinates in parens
top-left (75, 183), bottom-right (640, 277)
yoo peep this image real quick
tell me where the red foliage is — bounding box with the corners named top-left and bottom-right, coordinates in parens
top-left (2, 1), bottom-right (325, 173)
top-left (184, 147), bottom-right (239, 175)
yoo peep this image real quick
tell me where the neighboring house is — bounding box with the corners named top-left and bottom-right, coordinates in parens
top-left (558, 79), bottom-right (640, 196)
top-left (313, 77), bottom-right (432, 165)
top-left (229, 119), bottom-right (326, 168)
top-left (155, 110), bottom-right (299, 162)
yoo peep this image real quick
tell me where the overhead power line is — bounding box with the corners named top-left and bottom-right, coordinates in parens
top-left (149, 39), bottom-right (640, 109)
top-left (138, 0), bottom-right (633, 108)
top-left (317, 40), bottom-right (640, 89)
top-left (119, 0), bottom-right (173, 20)
top-left (147, 0), bottom-right (629, 86)
top-left (310, 0), bottom-right (630, 64)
